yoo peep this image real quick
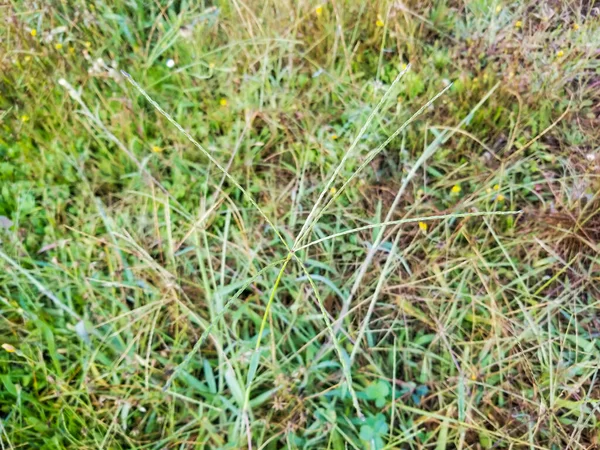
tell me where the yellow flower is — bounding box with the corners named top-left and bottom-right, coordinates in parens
top-left (493, 184), bottom-right (500, 191)
top-left (85, 41), bottom-right (92, 48)
top-left (68, 46), bottom-right (75, 54)
top-left (495, 5), bottom-right (502, 13)
top-left (330, 187), bottom-right (337, 195)
top-left (376, 19), bottom-right (385, 28)
top-left (30, 29), bottom-right (37, 37)
top-left (418, 222), bottom-right (428, 232)
top-left (486, 188), bottom-right (492, 194)
top-left (331, 134), bottom-right (338, 140)
top-left (573, 23), bottom-right (579, 31)
top-left (315, 5), bottom-right (323, 16)
top-left (515, 20), bottom-right (522, 28)
top-left (219, 98), bottom-right (228, 107)
top-left (24, 55), bottom-right (31, 62)
top-left (209, 62), bottom-right (215, 69)
top-left (496, 194), bottom-right (505, 202)
top-left (2, 343), bottom-right (15, 353)
top-left (152, 146), bottom-right (162, 153)
top-left (451, 184), bottom-right (462, 194)
top-left (401, 63), bottom-right (408, 70)
top-left (21, 115), bottom-right (29, 122)
top-left (470, 373), bottom-right (477, 381)
top-left (55, 43), bottom-right (63, 50)
top-left (556, 50), bottom-right (564, 58)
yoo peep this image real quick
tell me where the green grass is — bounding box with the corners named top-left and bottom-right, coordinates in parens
top-left (1, 0), bottom-right (600, 448)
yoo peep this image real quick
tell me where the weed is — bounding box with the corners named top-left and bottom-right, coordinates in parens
top-left (1, 1), bottom-right (599, 449)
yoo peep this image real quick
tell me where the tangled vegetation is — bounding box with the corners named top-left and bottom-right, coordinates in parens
top-left (1, 1), bottom-right (599, 448)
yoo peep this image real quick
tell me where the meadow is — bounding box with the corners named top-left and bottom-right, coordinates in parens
top-left (1, 1), bottom-right (599, 448)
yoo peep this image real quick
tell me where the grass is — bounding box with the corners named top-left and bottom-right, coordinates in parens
top-left (1, 0), bottom-right (600, 448)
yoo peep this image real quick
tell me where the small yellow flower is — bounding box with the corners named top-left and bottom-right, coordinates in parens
top-left (24, 55), bottom-right (31, 62)
top-left (85, 41), bottom-right (92, 48)
top-left (21, 115), bottom-right (29, 122)
top-left (515, 20), bottom-right (522, 28)
top-left (376, 19), bottom-right (385, 28)
top-left (152, 146), bottom-right (163, 153)
top-left (470, 373), bottom-right (477, 381)
top-left (572, 23), bottom-right (579, 31)
top-left (401, 63), bottom-right (408, 71)
top-left (451, 184), bottom-right (462, 194)
top-left (330, 187), bottom-right (337, 195)
top-left (209, 62), bottom-right (215, 69)
top-left (30, 29), bottom-right (37, 37)
top-left (486, 188), bottom-right (492, 194)
top-left (495, 5), bottom-right (502, 13)
top-left (418, 222), bottom-right (428, 233)
top-left (219, 98), bottom-right (228, 107)
top-left (68, 46), bottom-right (75, 54)
top-left (493, 184), bottom-right (500, 191)
top-left (2, 343), bottom-right (15, 353)
top-left (315, 5), bottom-right (323, 16)
top-left (331, 134), bottom-right (338, 140)
top-left (556, 50), bottom-right (564, 58)
top-left (496, 194), bottom-right (505, 202)
top-left (55, 43), bottom-right (63, 50)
